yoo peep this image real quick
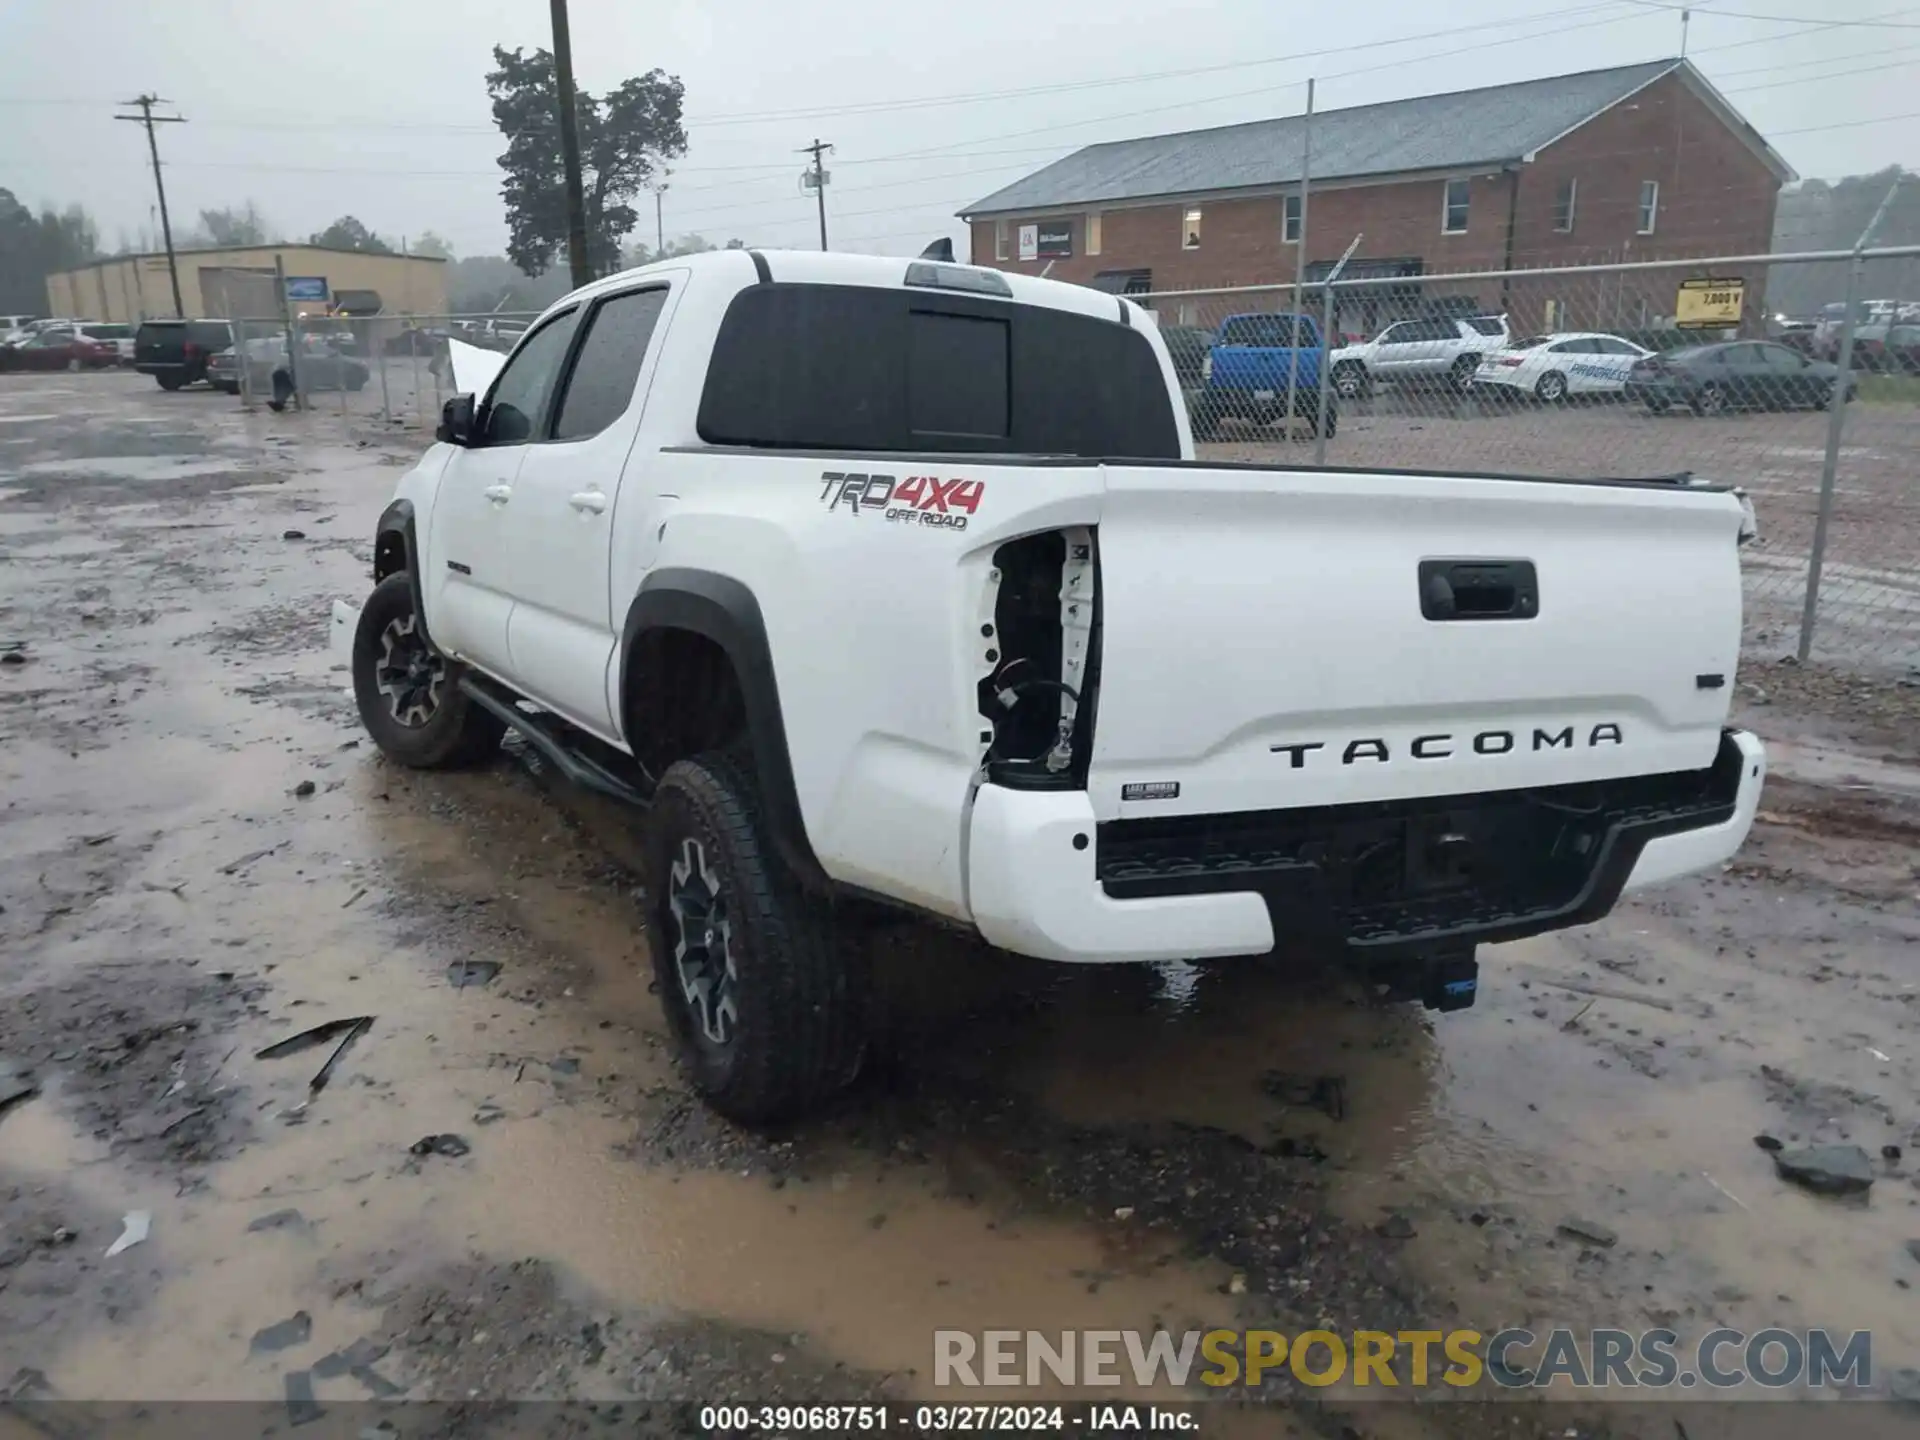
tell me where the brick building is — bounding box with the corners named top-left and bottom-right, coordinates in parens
top-left (960, 59), bottom-right (1794, 335)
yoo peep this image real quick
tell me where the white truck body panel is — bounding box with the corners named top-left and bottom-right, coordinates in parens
top-left (342, 248), bottom-right (1763, 967)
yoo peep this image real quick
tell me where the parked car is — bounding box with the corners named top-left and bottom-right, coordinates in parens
top-left (135, 318), bottom-right (235, 390)
top-left (1869, 322), bottom-right (1920, 375)
top-left (76, 322), bottom-right (134, 365)
top-left (1470, 332), bottom-right (1651, 403)
top-left (3, 316), bottom-right (89, 349)
top-left (1159, 324), bottom-right (1215, 388)
top-left (0, 325), bottom-right (120, 371)
top-left (1626, 341), bottom-right (1856, 415)
top-left (1192, 312), bottom-right (1334, 439)
top-left (1329, 314), bottom-right (1510, 399)
top-left (327, 248), bottom-right (1763, 1123)
top-left (207, 333), bottom-right (372, 405)
top-left (0, 313), bottom-right (41, 342)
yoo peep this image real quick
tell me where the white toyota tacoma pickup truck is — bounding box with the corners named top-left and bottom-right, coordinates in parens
top-left (331, 249), bottom-right (1765, 1124)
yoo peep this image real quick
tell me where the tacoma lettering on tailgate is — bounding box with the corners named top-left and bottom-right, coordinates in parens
top-left (1271, 724), bottom-right (1625, 768)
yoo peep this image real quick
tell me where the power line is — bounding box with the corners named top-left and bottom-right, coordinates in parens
top-left (1722, 55), bottom-right (1920, 93)
top-left (1619, 0), bottom-right (1920, 26)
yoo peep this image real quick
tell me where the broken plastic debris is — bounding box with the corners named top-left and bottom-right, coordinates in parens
top-left (409, 1133), bottom-right (470, 1159)
top-left (104, 1210), bottom-right (150, 1258)
top-left (447, 959), bottom-right (501, 989)
top-left (258, 1015), bottom-right (373, 1098)
top-left (250, 1311), bottom-right (314, 1355)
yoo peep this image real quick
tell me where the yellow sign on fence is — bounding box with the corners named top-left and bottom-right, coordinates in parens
top-left (1676, 277), bottom-right (1745, 329)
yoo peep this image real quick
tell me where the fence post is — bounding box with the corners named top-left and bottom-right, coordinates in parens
top-left (1797, 176), bottom-right (1903, 663)
top-left (1796, 258), bottom-right (1858, 664)
top-left (1314, 282), bottom-right (1336, 466)
top-left (377, 325), bottom-right (392, 425)
top-left (236, 318), bottom-right (254, 411)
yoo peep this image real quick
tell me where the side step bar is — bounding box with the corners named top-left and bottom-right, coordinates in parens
top-left (457, 674), bottom-right (652, 808)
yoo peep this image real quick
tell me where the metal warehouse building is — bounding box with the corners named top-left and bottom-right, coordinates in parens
top-left (45, 243), bottom-right (448, 324)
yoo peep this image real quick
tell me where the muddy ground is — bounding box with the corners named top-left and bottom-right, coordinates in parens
top-left (3, 371), bottom-right (1919, 1438)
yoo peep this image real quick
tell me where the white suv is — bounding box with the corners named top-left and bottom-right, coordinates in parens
top-left (1330, 314), bottom-right (1510, 399)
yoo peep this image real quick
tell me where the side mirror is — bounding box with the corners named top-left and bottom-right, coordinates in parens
top-left (437, 393), bottom-right (477, 447)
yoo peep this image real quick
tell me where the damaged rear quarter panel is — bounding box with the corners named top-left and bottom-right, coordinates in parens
top-left (639, 449), bottom-right (1105, 921)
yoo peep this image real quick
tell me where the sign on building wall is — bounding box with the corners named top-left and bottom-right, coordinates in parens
top-left (1675, 277), bottom-right (1745, 329)
top-left (284, 276), bottom-right (330, 303)
top-left (1036, 223), bottom-right (1072, 259)
top-left (1017, 224), bottom-right (1038, 261)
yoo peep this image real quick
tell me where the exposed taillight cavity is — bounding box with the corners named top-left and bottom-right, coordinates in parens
top-left (183, 341), bottom-right (199, 359)
top-left (977, 527), bottom-right (1100, 790)
top-left (1497, 356), bottom-right (1523, 367)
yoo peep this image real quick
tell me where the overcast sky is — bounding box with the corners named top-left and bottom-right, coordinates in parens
top-left (3, 0), bottom-right (1916, 264)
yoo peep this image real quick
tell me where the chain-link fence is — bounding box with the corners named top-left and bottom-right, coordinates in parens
top-left (211, 250), bottom-right (1920, 677)
top-left (224, 312), bottom-right (545, 426)
top-left (1150, 246), bottom-right (1920, 677)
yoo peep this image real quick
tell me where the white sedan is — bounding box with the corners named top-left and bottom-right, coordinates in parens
top-left (1471, 332), bottom-right (1650, 402)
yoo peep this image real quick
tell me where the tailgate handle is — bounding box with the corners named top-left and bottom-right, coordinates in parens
top-left (1420, 559), bottom-right (1538, 621)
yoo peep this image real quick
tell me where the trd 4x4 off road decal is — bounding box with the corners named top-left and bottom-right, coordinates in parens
top-left (819, 472), bottom-right (984, 531)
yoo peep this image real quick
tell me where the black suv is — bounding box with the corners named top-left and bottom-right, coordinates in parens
top-left (134, 319), bottom-right (234, 390)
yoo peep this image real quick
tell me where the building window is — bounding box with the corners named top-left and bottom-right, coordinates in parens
top-left (1087, 211), bottom-right (1102, 257)
top-left (1638, 180), bottom-right (1660, 235)
top-left (1442, 179), bottom-right (1470, 234)
top-left (994, 220), bottom-right (1009, 261)
top-left (1553, 178), bottom-right (1577, 233)
top-left (1183, 208), bottom-right (1202, 250)
top-left (1282, 194), bottom-right (1302, 244)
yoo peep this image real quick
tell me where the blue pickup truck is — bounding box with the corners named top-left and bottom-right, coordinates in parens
top-left (1191, 312), bottom-right (1336, 440)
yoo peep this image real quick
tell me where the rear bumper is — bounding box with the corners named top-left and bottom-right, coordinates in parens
top-left (966, 731), bottom-right (1764, 964)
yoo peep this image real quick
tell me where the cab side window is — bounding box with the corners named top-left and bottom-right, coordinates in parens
top-left (481, 310), bottom-right (578, 446)
top-left (551, 288), bottom-right (669, 442)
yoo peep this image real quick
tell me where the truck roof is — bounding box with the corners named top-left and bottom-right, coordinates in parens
top-left (543, 248), bottom-right (1141, 330)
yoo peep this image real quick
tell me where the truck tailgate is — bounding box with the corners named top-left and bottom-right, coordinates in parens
top-left (1088, 465), bottom-right (1745, 822)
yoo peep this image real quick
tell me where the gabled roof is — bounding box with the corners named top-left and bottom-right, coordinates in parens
top-left (962, 58), bottom-right (1793, 217)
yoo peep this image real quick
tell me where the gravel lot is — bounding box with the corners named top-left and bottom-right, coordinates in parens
top-left (3, 371), bottom-right (1920, 1437)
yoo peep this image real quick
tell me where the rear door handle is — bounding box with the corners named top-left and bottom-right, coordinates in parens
top-left (483, 484), bottom-right (512, 503)
top-left (568, 491), bottom-right (607, 515)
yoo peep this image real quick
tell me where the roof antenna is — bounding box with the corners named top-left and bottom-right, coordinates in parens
top-left (1680, 7), bottom-right (1690, 57)
top-left (919, 237), bottom-right (955, 261)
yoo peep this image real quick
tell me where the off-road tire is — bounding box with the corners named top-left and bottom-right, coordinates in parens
top-left (641, 750), bottom-right (863, 1125)
top-left (350, 572), bottom-right (503, 769)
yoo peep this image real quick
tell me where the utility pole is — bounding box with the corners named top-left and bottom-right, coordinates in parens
top-left (1680, 8), bottom-right (1691, 56)
top-left (549, 0), bottom-right (593, 288)
top-left (649, 168), bottom-right (672, 255)
top-left (801, 139), bottom-right (833, 250)
top-left (1283, 77), bottom-right (1315, 442)
top-left (115, 95), bottom-right (186, 317)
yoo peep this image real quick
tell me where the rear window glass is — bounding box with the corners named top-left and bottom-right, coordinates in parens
top-left (1510, 335), bottom-right (1550, 350)
top-left (697, 283), bottom-right (1179, 458)
top-left (1465, 316), bottom-right (1506, 336)
top-left (86, 324), bottom-right (132, 339)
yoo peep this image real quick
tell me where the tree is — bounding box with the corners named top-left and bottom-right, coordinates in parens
top-left (0, 190), bottom-right (100, 313)
top-left (197, 202), bottom-right (272, 247)
top-left (310, 215), bottom-right (393, 253)
top-left (411, 231), bottom-right (455, 260)
top-left (487, 45), bottom-right (687, 278)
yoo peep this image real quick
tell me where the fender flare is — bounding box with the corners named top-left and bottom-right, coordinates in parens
top-left (620, 569), bottom-right (826, 889)
top-left (373, 499), bottom-right (437, 653)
